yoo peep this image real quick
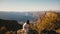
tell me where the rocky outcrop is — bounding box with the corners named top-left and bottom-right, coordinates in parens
top-left (0, 19), bottom-right (22, 31)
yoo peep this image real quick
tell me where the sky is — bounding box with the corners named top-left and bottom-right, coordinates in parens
top-left (0, 0), bottom-right (60, 12)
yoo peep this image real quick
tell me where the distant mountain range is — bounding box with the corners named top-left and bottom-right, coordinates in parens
top-left (0, 11), bottom-right (59, 23)
top-left (0, 11), bottom-right (44, 22)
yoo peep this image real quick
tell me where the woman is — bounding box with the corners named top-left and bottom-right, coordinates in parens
top-left (23, 20), bottom-right (30, 34)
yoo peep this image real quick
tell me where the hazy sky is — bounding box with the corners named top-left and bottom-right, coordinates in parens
top-left (0, 0), bottom-right (60, 11)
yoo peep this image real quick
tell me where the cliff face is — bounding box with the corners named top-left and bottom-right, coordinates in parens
top-left (0, 19), bottom-right (22, 31)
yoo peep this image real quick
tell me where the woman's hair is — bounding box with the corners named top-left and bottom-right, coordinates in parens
top-left (26, 20), bottom-right (30, 24)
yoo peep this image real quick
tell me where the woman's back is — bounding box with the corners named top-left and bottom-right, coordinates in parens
top-left (23, 22), bottom-right (30, 32)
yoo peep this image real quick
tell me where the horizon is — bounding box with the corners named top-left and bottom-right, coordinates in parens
top-left (0, 10), bottom-right (60, 12)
